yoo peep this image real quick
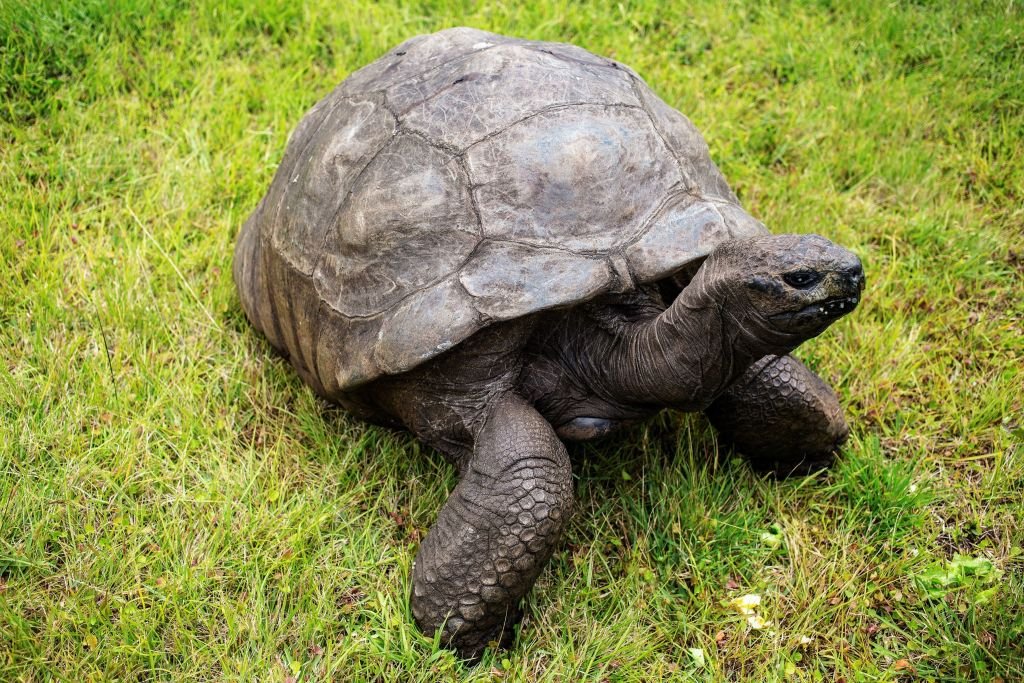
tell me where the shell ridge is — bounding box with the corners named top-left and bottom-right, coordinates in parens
top-left (627, 73), bottom-right (698, 191)
top-left (309, 298), bottom-right (324, 392)
top-left (358, 37), bottom-right (510, 100)
top-left (462, 101), bottom-right (644, 155)
top-left (466, 236), bottom-right (608, 258)
top-left (388, 57), bottom-right (505, 118)
top-left (705, 201), bottom-right (728, 233)
top-left (394, 126), bottom-right (464, 166)
top-left (624, 182), bottom-right (691, 245)
top-left (316, 241), bottom-right (481, 322)
top-left (618, 185), bottom-right (699, 252)
top-left (371, 273), bottom-right (483, 374)
top-left (259, 243), bottom-right (290, 356)
top-left (379, 94), bottom-right (402, 124)
top-left (526, 42), bottom-right (625, 73)
top-left (387, 40), bottom-right (612, 118)
top-left (606, 252), bottom-right (635, 293)
top-left (455, 154), bottom-right (485, 237)
top-left (458, 242), bottom-right (615, 321)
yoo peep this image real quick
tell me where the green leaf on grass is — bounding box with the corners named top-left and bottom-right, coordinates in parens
top-left (913, 555), bottom-right (998, 600)
top-left (974, 585), bottom-right (998, 605)
top-left (760, 523), bottom-right (784, 550)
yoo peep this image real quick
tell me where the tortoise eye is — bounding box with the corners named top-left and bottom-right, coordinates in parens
top-left (783, 271), bottom-right (821, 289)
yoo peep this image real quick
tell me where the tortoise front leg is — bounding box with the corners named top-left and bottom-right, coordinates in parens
top-left (704, 354), bottom-right (849, 477)
top-left (412, 394), bottom-right (573, 659)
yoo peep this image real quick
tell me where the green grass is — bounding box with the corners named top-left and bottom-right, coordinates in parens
top-left (2, 0), bottom-right (1022, 680)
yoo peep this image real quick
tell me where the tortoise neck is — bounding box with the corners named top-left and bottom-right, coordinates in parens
top-left (611, 264), bottom-right (796, 409)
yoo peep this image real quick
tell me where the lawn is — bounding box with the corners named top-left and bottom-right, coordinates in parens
top-left (1, 0), bottom-right (1022, 680)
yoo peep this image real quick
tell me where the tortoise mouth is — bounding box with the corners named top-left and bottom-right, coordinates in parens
top-left (771, 294), bottom-right (860, 331)
top-left (807, 294), bottom-right (860, 320)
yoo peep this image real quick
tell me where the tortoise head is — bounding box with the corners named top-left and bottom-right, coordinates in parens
top-left (704, 234), bottom-right (864, 343)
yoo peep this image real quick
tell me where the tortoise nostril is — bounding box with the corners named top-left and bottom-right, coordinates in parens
top-left (844, 264), bottom-right (865, 291)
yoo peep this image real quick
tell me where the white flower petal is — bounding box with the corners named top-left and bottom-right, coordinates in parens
top-left (747, 615), bottom-right (771, 630)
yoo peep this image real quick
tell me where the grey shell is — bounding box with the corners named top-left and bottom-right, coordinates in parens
top-left (236, 27), bottom-right (767, 393)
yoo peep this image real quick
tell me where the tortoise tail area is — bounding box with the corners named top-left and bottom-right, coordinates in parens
top-left (233, 206), bottom-right (328, 396)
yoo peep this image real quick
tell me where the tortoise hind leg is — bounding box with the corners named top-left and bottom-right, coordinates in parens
top-left (705, 355), bottom-right (849, 477)
top-left (412, 393), bottom-right (573, 659)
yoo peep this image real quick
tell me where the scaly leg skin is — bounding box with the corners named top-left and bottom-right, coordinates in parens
top-left (704, 354), bottom-right (849, 477)
top-left (411, 394), bottom-right (573, 659)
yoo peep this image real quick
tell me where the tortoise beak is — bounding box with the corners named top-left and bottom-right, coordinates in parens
top-left (819, 262), bottom-right (865, 318)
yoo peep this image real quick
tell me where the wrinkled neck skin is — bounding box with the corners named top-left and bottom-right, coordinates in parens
top-left (610, 262), bottom-right (801, 411)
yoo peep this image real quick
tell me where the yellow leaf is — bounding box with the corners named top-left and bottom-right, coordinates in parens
top-left (84, 634), bottom-right (98, 649)
top-left (728, 594), bottom-right (762, 615)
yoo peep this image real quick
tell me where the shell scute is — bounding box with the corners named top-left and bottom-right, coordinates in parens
top-left (316, 308), bottom-right (384, 393)
top-left (388, 43), bottom-right (638, 150)
top-left (626, 197), bottom-right (767, 281)
top-left (633, 81), bottom-right (737, 202)
top-left (374, 277), bottom-right (482, 374)
top-left (459, 241), bottom-right (613, 320)
top-left (313, 133), bottom-right (479, 317)
top-left (270, 97), bottom-right (396, 275)
top-left (466, 105), bottom-right (680, 252)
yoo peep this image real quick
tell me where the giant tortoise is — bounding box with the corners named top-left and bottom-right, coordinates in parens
top-left (233, 27), bottom-right (865, 657)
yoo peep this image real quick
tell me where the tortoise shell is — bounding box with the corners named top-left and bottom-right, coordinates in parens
top-left (234, 27), bottom-right (767, 394)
